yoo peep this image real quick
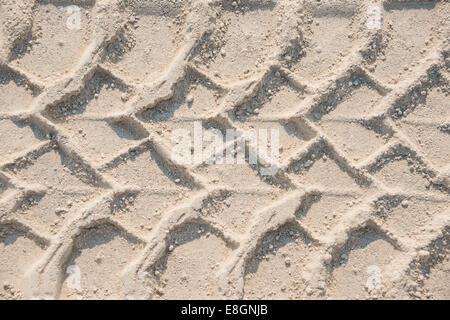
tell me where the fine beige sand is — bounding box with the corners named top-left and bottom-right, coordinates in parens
top-left (0, 0), bottom-right (449, 300)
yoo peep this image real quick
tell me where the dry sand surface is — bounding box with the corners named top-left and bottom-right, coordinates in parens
top-left (0, 0), bottom-right (449, 300)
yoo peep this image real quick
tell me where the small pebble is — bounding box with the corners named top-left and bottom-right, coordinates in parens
top-left (285, 257), bottom-right (291, 266)
top-left (401, 200), bottom-right (409, 208)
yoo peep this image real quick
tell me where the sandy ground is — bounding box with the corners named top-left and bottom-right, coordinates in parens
top-left (0, 0), bottom-right (449, 300)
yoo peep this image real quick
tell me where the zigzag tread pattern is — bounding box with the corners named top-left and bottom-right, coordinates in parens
top-left (0, 0), bottom-right (449, 300)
